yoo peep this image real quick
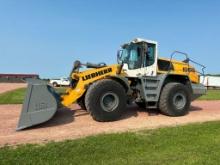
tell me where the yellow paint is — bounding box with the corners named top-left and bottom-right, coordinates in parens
top-left (61, 58), bottom-right (199, 107)
top-left (157, 58), bottom-right (199, 83)
top-left (61, 64), bottom-right (120, 106)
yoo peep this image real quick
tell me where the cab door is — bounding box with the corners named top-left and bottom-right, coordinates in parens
top-left (142, 43), bottom-right (158, 76)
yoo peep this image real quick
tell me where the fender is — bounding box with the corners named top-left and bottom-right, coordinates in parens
top-left (108, 75), bottom-right (132, 94)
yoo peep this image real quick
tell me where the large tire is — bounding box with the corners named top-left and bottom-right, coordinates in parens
top-left (85, 79), bottom-right (127, 121)
top-left (77, 97), bottom-right (86, 110)
top-left (159, 82), bottom-right (191, 116)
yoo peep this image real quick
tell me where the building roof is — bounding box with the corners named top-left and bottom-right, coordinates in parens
top-left (0, 74), bottom-right (39, 78)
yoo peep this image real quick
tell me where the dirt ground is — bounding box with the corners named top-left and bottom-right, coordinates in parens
top-left (1, 101), bottom-right (220, 146)
top-left (0, 83), bottom-right (26, 94)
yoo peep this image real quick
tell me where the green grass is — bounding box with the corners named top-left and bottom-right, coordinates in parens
top-left (0, 88), bottom-right (26, 104)
top-left (0, 87), bottom-right (67, 104)
top-left (0, 87), bottom-right (219, 104)
top-left (1, 121), bottom-right (220, 164)
top-left (198, 90), bottom-right (220, 100)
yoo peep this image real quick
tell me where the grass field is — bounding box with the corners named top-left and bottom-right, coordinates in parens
top-left (0, 88), bottom-right (26, 104)
top-left (0, 87), bottom-right (66, 104)
top-left (0, 87), bottom-right (219, 104)
top-left (199, 89), bottom-right (220, 100)
top-left (0, 121), bottom-right (220, 164)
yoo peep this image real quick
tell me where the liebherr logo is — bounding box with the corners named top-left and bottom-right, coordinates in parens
top-left (82, 68), bottom-right (112, 81)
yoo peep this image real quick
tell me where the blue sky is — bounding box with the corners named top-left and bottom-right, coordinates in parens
top-left (0, 0), bottom-right (219, 78)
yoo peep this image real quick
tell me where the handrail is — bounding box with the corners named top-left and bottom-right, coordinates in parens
top-left (168, 51), bottom-right (206, 83)
top-left (170, 51), bottom-right (189, 59)
top-left (188, 58), bottom-right (206, 76)
top-left (169, 51), bottom-right (190, 73)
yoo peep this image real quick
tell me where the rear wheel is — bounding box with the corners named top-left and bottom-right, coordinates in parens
top-left (85, 79), bottom-right (127, 121)
top-left (159, 82), bottom-right (191, 116)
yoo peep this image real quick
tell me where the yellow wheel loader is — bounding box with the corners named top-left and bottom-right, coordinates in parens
top-left (17, 38), bottom-right (206, 130)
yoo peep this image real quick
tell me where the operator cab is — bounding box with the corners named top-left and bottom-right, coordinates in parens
top-left (117, 38), bottom-right (158, 77)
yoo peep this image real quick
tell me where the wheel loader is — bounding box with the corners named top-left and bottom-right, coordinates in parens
top-left (17, 38), bottom-right (206, 130)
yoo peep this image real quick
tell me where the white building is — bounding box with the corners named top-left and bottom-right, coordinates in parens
top-left (200, 76), bottom-right (220, 88)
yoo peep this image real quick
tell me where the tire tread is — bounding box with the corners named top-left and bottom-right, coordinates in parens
top-left (159, 82), bottom-right (191, 116)
top-left (85, 79), bottom-right (126, 121)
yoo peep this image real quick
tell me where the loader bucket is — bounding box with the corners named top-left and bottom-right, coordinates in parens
top-left (17, 79), bottom-right (60, 131)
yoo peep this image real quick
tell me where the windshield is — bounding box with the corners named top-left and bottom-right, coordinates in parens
top-left (119, 44), bottom-right (141, 69)
top-left (118, 43), bottom-right (155, 69)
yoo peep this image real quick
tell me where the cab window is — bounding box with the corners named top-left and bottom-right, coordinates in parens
top-left (128, 47), bottom-right (141, 69)
top-left (145, 44), bottom-right (155, 66)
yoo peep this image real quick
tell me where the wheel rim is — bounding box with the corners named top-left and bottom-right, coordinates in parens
top-left (173, 92), bottom-right (186, 109)
top-left (100, 92), bottom-right (119, 112)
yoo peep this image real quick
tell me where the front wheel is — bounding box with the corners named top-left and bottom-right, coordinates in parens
top-left (85, 79), bottom-right (127, 121)
top-left (159, 82), bottom-right (191, 116)
top-left (77, 97), bottom-right (86, 110)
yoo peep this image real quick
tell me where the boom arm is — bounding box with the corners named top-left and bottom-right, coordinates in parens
top-left (61, 64), bottom-right (120, 106)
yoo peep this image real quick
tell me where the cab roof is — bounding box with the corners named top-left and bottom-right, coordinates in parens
top-left (122, 38), bottom-right (158, 47)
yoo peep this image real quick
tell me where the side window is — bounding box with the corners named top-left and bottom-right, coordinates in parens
top-left (128, 48), bottom-right (141, 69)
top-left (145, 44), bottom-right (155, 66)
top-left (129, 50), bottom-right (138, 61)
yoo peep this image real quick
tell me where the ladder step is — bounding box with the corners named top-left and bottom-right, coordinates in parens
top-left (145, 90), bottom-right (158, 95)
top-left (145, 87), bottom-right (157, 90)
top-left (140, 75), bottom-right (166, 103)
top-left (145, 83), bottom-right (159, 88)
top-left (146, 102), bottom-right (157, 109)
top-left (146, 105), bottom-right (157, 109)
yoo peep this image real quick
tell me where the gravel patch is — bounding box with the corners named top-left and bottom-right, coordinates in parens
top-left (0, 83), bottom-right (27, 94)
top-left (0, 101), bottom-right (220, 146)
